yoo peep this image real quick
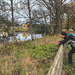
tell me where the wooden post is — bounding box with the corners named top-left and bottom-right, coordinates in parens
top-left (47, 45), bottom-right (64, 75)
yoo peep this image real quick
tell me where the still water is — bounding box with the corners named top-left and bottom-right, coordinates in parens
top-left (0, 32), bottom-right (42, 42)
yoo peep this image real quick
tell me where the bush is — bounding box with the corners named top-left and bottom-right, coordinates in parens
top-left (33, 24), bottom-right (52, 34)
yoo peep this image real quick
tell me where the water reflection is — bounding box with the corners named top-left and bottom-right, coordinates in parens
top-left (0, 32), bottom-right (8, 42)
top-left (22, 33), bottom-right (30, 37)
top-left (0, 32), bottom-right (42, 42)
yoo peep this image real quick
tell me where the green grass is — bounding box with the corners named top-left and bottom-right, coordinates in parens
top-left (0, 28), bottom-right (28, 32)
top-left (0, 40), bottom-right (59, 75)
top-left (62, 45), bottom-right (75, 75)
top-left (0, 34), bottom-right (74, 75)
top-left (0, 29), bottom-right (3, 31)
top-left (14, 28), bottom-right (28, 32)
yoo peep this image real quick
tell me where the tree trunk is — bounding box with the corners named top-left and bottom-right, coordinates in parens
top-left (11, 0), bottom-right (16, 41)
top-left (44, 13), bottom-right (47, 45)
top-left (67, 16), bottom-right (70, 33)
top-left (28, 0), bottom-right (33, 40)
top-left (58, 0), bottom-right (63, 33)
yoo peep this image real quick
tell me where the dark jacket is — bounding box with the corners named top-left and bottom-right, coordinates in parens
top-left (60, 35), bottom-right (74, 48)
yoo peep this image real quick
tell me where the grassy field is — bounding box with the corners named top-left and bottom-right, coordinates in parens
top-left (9, 28), bottom-right (28, 32)
top-left (63, 55), bottom-right (75, 75)
top-left (0, 39), bottom-right (59, 75)
top-left (0, 28), bottom-right (28, 32)
top-left (0, 34), bottom-right (75, 75)
top-left (14, 28), bottom-right (28, 32)
top-left (0, 29), bottom-right (3, 31)
top-left (62, 45), bottom-right (75, 75)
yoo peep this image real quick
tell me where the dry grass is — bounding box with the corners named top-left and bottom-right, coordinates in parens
top-left (0, 34), bottom-right (61, 75)
top-left (32, 34), bottom-right (61, 46)
top-left (0, 50), bottom-right (45, 75)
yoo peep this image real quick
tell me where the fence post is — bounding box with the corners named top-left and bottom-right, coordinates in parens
top-left (47, 45), bottom-right (64, 75)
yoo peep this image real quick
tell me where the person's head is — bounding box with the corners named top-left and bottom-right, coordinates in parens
top-left (61, 31), bottom-right (67, 38)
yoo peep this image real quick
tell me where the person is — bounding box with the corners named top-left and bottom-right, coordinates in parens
top-left (58, 31), bottom-right (75, 64)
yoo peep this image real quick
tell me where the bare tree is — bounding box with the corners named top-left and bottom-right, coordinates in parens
top-left (28, 0), bottom-right (33, 40)
top-left (10, 0), bottom-right (16, 41)
top-left (0, 0), bottom-right (12, 30)
top-left (36, 0), bottom-right (67, 33)
top-left (63, 3), bottom-right (75, 31)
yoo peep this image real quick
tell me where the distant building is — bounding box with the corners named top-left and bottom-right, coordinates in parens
top-left (22, 23), bottom-right (28, 30)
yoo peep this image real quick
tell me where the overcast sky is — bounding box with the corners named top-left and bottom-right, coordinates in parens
top-left (4, 0), bottom-right (71, 24)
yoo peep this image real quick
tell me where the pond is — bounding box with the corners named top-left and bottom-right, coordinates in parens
top-left (0, 32), bottom-right (42, 42)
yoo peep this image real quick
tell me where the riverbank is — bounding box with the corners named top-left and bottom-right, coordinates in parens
top-left (0, 28), bottom-right (29, 32)
top-left (0, 38), bottom-right (59, 75)
top-left (0, 34), bottom-right (75, 75)
top-left (0, 35), bottom-right (60, 75)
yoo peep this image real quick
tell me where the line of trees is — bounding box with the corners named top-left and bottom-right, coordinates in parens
top-left (0, 0), bottom-right (75, 40)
